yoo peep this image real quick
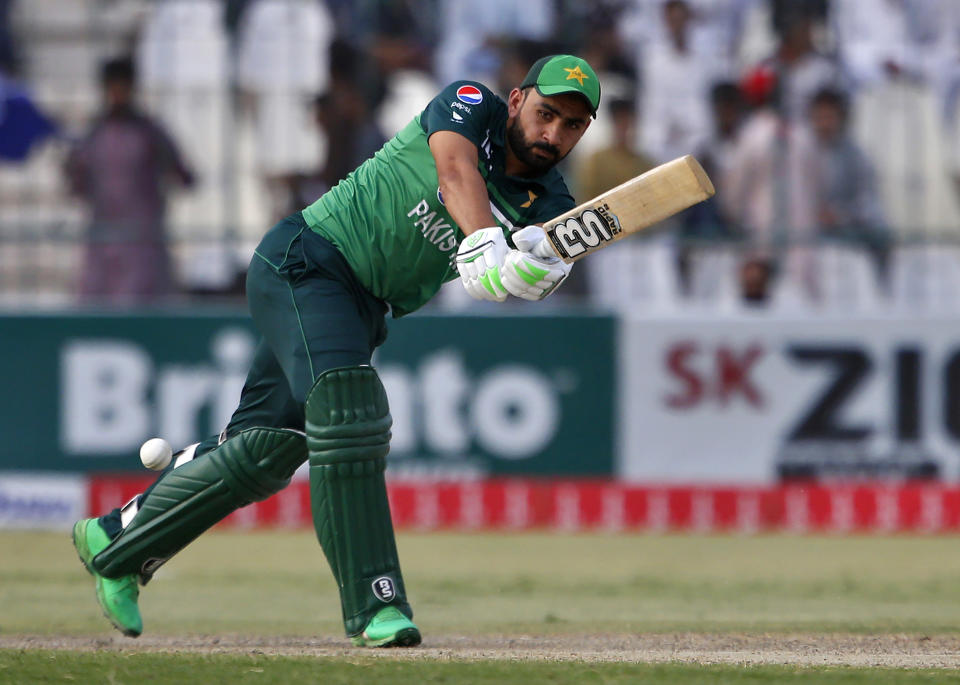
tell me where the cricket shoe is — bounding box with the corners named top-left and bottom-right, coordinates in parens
top-left (72, 518), bottom-right (143, 638)
top-left (351, 606), bottom-right (422, 648)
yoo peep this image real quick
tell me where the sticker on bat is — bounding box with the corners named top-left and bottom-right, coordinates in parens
top-left (547, 205), bottom-right (621, 259)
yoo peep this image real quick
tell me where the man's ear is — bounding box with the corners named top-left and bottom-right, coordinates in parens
top-left (507, 88), bottom-right (525, 117)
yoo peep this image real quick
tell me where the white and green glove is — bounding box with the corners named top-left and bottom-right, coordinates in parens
top-left (500, 225), bottom-right (572, 301)
top-left (455, 226), bottom-right (509, 301)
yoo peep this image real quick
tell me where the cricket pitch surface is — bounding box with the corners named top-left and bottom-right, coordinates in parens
top-left (4, 633), bottom-right (960, 669)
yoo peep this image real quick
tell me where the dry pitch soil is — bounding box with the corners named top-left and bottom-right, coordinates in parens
top-left (3, 633), bottom-right (960, 668)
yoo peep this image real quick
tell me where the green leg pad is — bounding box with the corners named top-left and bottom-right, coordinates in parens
top-left (306, 366), bottom-right (411, 637)
top-left (92, 427), bottom-right (307, 579)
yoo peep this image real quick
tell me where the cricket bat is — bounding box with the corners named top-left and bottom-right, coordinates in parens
top-left (534, 155), bottom-right (715, 263)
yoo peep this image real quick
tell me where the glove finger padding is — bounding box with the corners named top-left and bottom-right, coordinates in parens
top-left (501, 250), bottom-right (572, 300)
top-left (460, 272), bottom-right (503, 301)
top-left (511, 225), bottom-right (547, 252)
top-left (456, 227), bottom-right (509, 301)
top-left (512, 225), bottom-right (557, 260)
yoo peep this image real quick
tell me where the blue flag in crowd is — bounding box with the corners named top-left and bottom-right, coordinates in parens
top-left (0, 75), bottom-right (57, 161)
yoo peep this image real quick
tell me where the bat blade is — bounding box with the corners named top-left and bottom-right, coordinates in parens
top-left (542, 155), bottom-right (715, 263)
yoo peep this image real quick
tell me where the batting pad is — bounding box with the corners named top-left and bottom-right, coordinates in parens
top-left (306, 366), bottom-right (413, 637)
top-left (92, 427), bottom-right (307, 580)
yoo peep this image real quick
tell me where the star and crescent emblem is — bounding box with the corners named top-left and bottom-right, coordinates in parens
top-left (563, 65), bottom-right (588, 85)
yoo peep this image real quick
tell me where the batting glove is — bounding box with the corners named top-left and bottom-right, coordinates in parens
top-left (501, 226), bottom-right (571, 301)
top-left (501, 250), bottom-right (572, 300)
top-left (511, 224), bottom-right (557, 259)
top-left (455, 226), bottom-right (509, 301)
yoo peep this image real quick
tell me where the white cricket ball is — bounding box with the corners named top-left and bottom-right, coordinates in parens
top-left (140, 437), bottom-right (173, 470)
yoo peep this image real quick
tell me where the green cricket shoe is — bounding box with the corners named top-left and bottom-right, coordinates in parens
top-left (351, 606), bottom-right (422, 648)
top-left (72, 518), bottom-right (143, 638)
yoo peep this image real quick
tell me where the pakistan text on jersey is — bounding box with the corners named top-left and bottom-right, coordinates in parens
top-left (407, 199), bottom-right (458, 255)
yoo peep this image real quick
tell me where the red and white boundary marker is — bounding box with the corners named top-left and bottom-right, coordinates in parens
top-left (84, 477), bottom-right (960, 533)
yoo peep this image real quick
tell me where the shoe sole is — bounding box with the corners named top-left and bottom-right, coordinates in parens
top-left (72, 521), bottom-right (141, 638)
top-left (352, 626), bottom-right (422, 648)
top-left (390, 627), bottom-right (422, 647)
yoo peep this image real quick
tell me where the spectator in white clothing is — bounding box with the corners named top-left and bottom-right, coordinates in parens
top-left (832, 0), bottom-right (960, 238)
top-left (235, 0), bottom-right (334, 184)
top-left (136, 0), bottom-right (230, 239)
top-left (638, 0), bottom-right (723, 163)
top-left (831, 0), bottom-right (952, 89)
top-left (619, 0), bottom-right (755, 73)
top-left (722, 65), bottom-right (820, 303)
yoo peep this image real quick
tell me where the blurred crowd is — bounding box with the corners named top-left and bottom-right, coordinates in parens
top-left (3, 0), bottom-right (960, 312)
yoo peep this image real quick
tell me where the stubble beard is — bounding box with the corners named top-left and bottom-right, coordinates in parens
top-left (506, 117), bottom-right (565, 175)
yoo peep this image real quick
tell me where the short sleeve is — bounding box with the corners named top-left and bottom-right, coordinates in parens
top-left (420, 81), bottom-right (503, 149)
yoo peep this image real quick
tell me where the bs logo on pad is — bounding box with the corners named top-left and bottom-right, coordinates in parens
top-left (372, 576), bottom-right (396, 602)
top-left (456, 85), bottom-right (483, 105)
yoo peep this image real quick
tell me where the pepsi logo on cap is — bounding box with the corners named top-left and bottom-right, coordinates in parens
top-left (456, 85), bottom-right (483, 105)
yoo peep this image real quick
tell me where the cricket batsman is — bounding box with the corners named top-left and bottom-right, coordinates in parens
top-left (72, 54), bottom-right (600, 647)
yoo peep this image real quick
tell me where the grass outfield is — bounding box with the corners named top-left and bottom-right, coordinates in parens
top-left (3, 652), bottom-right (960, 684)
top-left (3, 531), bottom-right (960, 682)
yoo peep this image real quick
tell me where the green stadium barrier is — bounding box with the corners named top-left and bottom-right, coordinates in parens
top-left (0, 310), bottom-right (615, 477)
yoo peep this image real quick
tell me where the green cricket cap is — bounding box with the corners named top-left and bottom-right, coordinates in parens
top-left (520, 54), bottom-right (601, 117)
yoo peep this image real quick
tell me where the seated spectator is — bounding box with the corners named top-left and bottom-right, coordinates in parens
top-left (809, 87), bottom-right (890, 266)
top-left (739, 256), bottom-right (773, 304)
top-left (574, 97), bottom-right (657, 202)
top-left (683, 81), bottom-right (745, 238)
top-left (568, 96), bottom-right (658, 304)
top-left (64, 57), bottom-right (195, 304)
top-left (721, 65), bottom-right (819, 304)
top-left (678, 81), bottom-right (746, 292)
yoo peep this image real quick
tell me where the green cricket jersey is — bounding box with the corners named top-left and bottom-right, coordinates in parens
top-left (301, 81), bottom-right (576, 317)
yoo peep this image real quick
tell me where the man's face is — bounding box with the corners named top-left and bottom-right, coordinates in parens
top-left (810, 101), bottom-right (844, 143)
top-left (664, 1), bottom-right (691, 37)
top-left (506, 88), bottom-right (591, 175)
top-left (713, 99), bottom-right (742, 134)
top-left (104, 78), bottom-right (133, 111)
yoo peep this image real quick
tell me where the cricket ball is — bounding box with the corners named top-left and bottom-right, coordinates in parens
top-left (140, 437), bottom-right (173, 470)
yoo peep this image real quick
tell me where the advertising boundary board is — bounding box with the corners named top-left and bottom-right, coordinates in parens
top-left (618, 312), bottom-right (960, 484)
top-left (78, 475), bottom-right (960, 533)
top-left (0, 472), bottom-right (87, 530)
top-left (0, 311), bottom-right (615, 477)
